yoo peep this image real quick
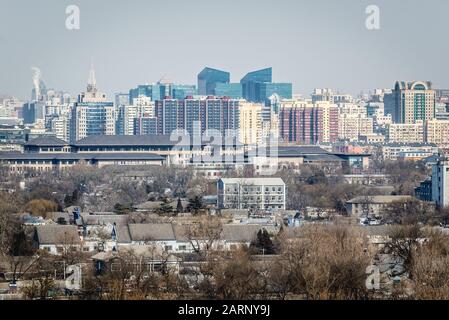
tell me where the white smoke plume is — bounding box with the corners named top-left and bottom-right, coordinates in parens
top-left (31, 67), bottom-right (41, 100)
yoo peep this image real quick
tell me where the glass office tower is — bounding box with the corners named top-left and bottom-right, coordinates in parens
top-left (241, 68), bottom-right (272, 102)
top-left (215, 83), bottom-right (243, 99)
top-left (197, 67), bottom-right (230, 95)
top-left (240, 67), bottom-right (292, 102)
top-left (172, 85), bottom-right (197, 99)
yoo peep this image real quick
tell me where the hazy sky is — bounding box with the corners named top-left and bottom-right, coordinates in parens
top-left (1, 0), bottom-right (449, 100)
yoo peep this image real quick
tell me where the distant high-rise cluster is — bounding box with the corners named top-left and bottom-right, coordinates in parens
top-left (1, 64), bottom-right (449, 162)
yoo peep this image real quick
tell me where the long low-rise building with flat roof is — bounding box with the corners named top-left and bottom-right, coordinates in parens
top-left (0, 152), bottom-right (165, 172)
top-left (0, 135), bottom-right (372, 175)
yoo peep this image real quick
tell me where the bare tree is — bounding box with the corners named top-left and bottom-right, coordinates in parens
top-left (184, 216), bottom-right (223, 255)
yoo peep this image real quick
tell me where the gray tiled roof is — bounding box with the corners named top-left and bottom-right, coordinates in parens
top-left (127, 223), bottom-right (176, 242)
top-left (35, 225), bottom-right (80, 245)
top-left (25, 136), bottom-right (69, 146)
top-left (0, 152), bottom-right (164, 161)
top-left (81, 213), bottom-right (129, 226)
top-left (75, 135), bottom-right (177, 146)
top-left (303, 154), bottom-right (345, 162)
top-left (172, 224), bottom-right (190, 242)
top-left (116, 225), bottom-right (131, 243)
top-left (221, 224), bottom-right (263, 242)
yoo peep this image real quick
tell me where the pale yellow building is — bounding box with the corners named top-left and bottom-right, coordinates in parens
top-left (425, 119), bottom-right (449, 147)
top-left (387, 121), bottom-right (424, 143)
top-left (239, 102), bottom-right (263, 145)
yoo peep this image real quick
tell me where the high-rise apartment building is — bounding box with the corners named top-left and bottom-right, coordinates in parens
top-left (116, 96), bottom-right (155, 136)
top-left (133, 117), bottom-right (158, 135)
top-left (155, 97), bottom-right (241, 137)
top-left (279, 100), bottom-right (339, 144)
top-left (338, 103), bottom-right (373, 141)
top-left (392, 81), bottom-right (436, 124)
top-left (239, 102), bottom-right (263, 145)
top-left (48, 116), bottom-right (70, 142)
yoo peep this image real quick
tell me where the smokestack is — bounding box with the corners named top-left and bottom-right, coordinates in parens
top-left (31, 67), bottom-right (41, 100)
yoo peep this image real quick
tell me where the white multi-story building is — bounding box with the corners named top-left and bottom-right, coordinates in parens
top-left (432, 159), bottom-right (449, 208)
top-left (338, 103), bottom-right (373, 141)
top-left (387, 121), bottom-right (424, 143)
top-left (381, 143), bottom-right (439, 161)
top-left (49, 116), bottom-right (70, 142)
top-left (116, 96), bottom-right (155, 136)
top-left (311, 89), bottom-right (353, 104)
top-left (217, 177), bottom-right (286, 211)
top-left (425, 119), bottom-right (449, 148)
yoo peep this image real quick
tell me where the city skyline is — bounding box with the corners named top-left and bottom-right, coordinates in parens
top-left (1, 0), bottom-right (449, 99)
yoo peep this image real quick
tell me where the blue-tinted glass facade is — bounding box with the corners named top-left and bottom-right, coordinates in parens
top-left (129, 85), bottom-right (152, 103)
top-left (240, 68), bottom-right (292, 102)
top-left (197, 67), bottom-right (230, 95)
top-left (241, 68), bottom-right (272, 102)
top-left (214, 83), bottom-right (243, 99)
top-left (77, 102), bottom-right (114, 137)
top-left (172, 85), bottom-right (197, 99)
top-left (260, 83), bottom-right (292, 102)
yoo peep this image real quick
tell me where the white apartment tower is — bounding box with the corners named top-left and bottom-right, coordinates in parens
top-left (432, 159), bottom-right (449, 208)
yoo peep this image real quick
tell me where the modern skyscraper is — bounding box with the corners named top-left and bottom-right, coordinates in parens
top-left (22, 101), bottom-right (45, 124)
top-left (129, 84), bottom-right (152, 104)
top-left (240, 67), bottom-right (292, 103)
top-left (241, 68), bottom-right (272, 102)
top-left (214, 83), bottom-right (243, 99)
top-left (197, 67), bottom-right (230, 96)
top-left (393, 81), bottom-right (436, 124)
top-left (70, 63), bottom-right (115, 142)
top-left (172, 85), bottom-right (197, 99)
